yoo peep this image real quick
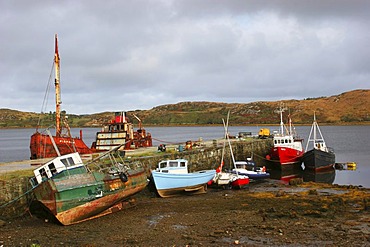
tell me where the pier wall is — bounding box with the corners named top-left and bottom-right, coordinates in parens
top-left (0, 177), bottom-right (34, 220)
top-left (131, 139), bottom-right (272, 175)
top-left (0, 139), bottom-right (272, 220)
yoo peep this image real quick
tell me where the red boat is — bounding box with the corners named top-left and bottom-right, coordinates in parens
top-left (230, 175), bottom-right (250, 189)
top-left (266, 105), bottom-right (304, 169)
top-left (30, 35), bottom-right (91, 159)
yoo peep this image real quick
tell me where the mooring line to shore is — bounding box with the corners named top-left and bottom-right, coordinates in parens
top-left (0, 184), bottom-right (36, 209)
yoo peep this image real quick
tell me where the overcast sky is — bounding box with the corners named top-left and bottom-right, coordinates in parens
top-left (1, 1), bottom-right (369, 114)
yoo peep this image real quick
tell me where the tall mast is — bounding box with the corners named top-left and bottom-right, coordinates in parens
top-left (54, 34), bottom-right (61, 136)
top-left (313, 112), bottom-right (317, 141)
top-left (279, 105), bottom-right (284, 135)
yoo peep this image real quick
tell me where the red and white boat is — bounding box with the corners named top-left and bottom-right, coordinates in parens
top-left (266, 105), bottom-right (304, 169)
top-left (223, 112), bottom-right (249, 189)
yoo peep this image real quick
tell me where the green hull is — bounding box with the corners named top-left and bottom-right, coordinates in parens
top-left (32, 166), bottom-right (148, 225)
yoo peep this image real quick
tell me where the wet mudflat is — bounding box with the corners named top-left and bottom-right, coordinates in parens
top-left (1, 180), bottom-right (369, 247)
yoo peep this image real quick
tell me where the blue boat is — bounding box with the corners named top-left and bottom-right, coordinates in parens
top-left (151, 159), bottom-right (216, 198)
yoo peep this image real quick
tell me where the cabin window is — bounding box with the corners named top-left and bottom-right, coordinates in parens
top-left (285, 139), bottom-right (288, 143)
top-left (274, 140), bottom-right (277, 144)
top-left (67, 157), bottom-right (75, 165)
top-left (169, 161), bottom-right (178, 167)
top-left (61, 157), bottom-right (76, 167)
top-left (159, 162), bottom-right (166, 169)
top-left (39, 168), bottom-right (48, 181)
top-left (180, 161), bottom-right (186, 167)
top-left (48, 163), bottom-right (57, 175)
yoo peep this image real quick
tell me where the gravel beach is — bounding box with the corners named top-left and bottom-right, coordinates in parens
top-left (1, 179), bottom-right (369, 247)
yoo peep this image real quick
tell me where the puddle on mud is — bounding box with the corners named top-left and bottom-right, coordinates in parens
top-left (147, 213), bottom-right (174, 227)
top-left (172, 224), bottom-right (187, 230)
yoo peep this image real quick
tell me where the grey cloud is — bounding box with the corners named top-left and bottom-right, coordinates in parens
top-left (0, 1), bottom-right (369, 114)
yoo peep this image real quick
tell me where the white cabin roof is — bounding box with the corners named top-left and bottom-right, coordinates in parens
top-left (33, 152), bottom-right (84, 184)
top-left (156, 159), bottom-right (188, 174)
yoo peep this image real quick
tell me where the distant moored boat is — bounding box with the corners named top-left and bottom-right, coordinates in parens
top-left (302, 113), bottom-right (335, 171)
top-left (30, 34), bottom-right (91, 159)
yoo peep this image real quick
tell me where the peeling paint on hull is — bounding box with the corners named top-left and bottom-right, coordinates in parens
top-left (30, 132), bottom-right (91, 159)
top-left (32, 169), bottom-right (148, 225)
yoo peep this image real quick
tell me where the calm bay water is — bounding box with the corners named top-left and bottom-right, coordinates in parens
top-left (0, 125), bottom-right (369, 188)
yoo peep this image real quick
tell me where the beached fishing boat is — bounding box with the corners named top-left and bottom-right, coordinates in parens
top-left (211, 117), bottom-right (238, 188)
top-left (266, 105), bottom-right (304, 169)
top-left (151, 159), bottom-right (216, 198)
top-left (29, 145), bottom-right (148, 225)
top-left (91, 112), bottom-right (152, 151)
top-left (30, 34), bottom-right (91, 159)
top-left (232, 158), bottom-right (270, 180)
top-left (222, 113), bottom-right (250, 189)
top-left (212, 161), bottom-right (237, 188)
top-left (302, 113), bottom-right (335, 171)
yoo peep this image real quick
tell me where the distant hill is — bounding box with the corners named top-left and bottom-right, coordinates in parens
top-left (0, 89), bottom-right (369, 128)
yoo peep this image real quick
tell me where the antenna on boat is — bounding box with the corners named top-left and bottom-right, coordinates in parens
top-left (133, 114), bottom-right (142, 129)
top-left (54, 34), bottom-right (62, 137)
top-left (277, 103), bottom-right (287, 135)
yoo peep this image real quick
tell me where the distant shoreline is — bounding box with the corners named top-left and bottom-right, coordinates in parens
top-left (1, 121), bottom-right (370, 129)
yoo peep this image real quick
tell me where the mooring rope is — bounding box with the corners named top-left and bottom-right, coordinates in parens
top-left (0, 184), bottom-right (37, 209)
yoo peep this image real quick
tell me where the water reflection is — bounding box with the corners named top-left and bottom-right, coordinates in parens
top-left (268, 165), bottom-right (336, 185)
top-left (268, 165), bottom-right (303, 183)
top-left (303, 167), bottom-right (336, 184)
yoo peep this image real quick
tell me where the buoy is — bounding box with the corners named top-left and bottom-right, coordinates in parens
top-left (347, 162), bottom-right (357, 168)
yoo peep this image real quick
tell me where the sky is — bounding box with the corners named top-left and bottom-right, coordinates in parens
top-left (1, 1), bottom-right (369, 114)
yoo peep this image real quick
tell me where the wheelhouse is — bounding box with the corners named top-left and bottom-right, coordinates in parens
top-left (156, 159), bottom-right (188, 174)
top-left (32, 152), bottom-right (84, 184)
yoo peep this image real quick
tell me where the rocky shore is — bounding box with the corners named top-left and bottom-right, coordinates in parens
top-left (1, 179), bottom-right (369, 247)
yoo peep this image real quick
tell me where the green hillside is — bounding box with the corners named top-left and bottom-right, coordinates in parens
top-left (1, 89), bottom-right (369, 128)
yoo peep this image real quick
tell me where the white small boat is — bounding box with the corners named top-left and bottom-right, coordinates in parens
top-left (151, 159), bottom-right (216, 198)
top-left (232, 158), bottom-right (270, 180)
top-left (212, 160), bottom-right (237, 187)
top-left (223, 112), bottom-right (250, 189)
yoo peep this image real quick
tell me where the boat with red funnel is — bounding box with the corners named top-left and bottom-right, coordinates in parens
top-left (91, 112), bottom-right (152, 151)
